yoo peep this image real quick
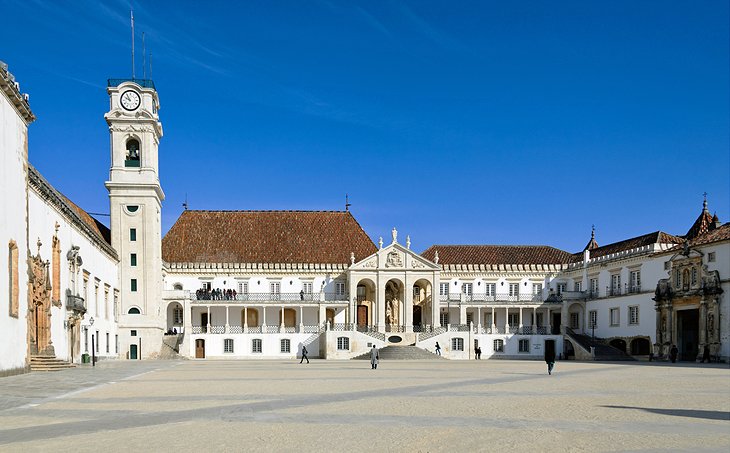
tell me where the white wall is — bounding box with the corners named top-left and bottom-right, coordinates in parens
top-left (0, 81), bottom-right (29, 375)
top-left (28, 188), bottom-right (120, 361)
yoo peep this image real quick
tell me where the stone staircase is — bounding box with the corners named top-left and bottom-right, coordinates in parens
top-left (565, 328), bottom-right (635, 361)
top-left (159, 334), bottom-right (184, 359)
top-left (30, 355), bottom-right (76, 371)
top-left (353, 345), bottom-right (445, 360)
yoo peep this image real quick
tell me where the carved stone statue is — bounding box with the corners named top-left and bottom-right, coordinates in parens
top-left (392, 227), bottom-right (398, 244)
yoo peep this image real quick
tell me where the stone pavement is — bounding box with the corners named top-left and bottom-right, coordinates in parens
top-left (0, 359), bottom-right (728, 452)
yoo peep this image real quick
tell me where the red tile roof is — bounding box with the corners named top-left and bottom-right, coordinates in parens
top-left (421, 245), bottom-right (573, 265)
top-left (576, 231), bottom-right (683, 260)
top-left (162, 210), bottom-right (377, 264)
top-left (675, 223), bottom-right (730, 249)
top-left (685, 206), bottom-right (715, 240)
top-left (56, 192), bottom-right (112, 246)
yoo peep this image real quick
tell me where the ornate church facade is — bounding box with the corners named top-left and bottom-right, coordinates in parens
top-left (1, 63), bottom-right (728, 375)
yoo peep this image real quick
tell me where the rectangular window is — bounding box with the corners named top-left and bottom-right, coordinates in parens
top-left (518, 339), bottom-right (530, 353)
top-left (589, 310), bottom-right (597, 328)
top-left (131, 330), bottom-right (137, 337)
top-left (629, 306), bottom-right (639, 325)
top-left (452, 337), bottom-right (464, 351)
top-left (485, 283), bottom-right (496, 297)
top-left (115, 335), bottom-right (118, 354)
top-left (95, 330), bottom-right (99, 353)
top-left (493, 339), bottom-right (504, 352)
top-left (131, 279), bottom-right (138, 292)
top-left (509, 283), bottom-right (519, 297)
top-left (630, 270), bottom-right (641, 293)
top-left (611, 274), bottom-right (621, 295)
top-left (173, 307), bottom-right (183, 324)
top-left (532, 283), bottom-right (542, 295)
top-left (224, 339), bottom-right (234, 353)
top-left (461, 283), bottom-right (473, 295)
top-left (708, 252), bottom-right (716, 262)
top-left (508, 313), bottom-right (519, 326)
top-left (303, 282), bottom-right (313, 294)
top-left (590, 278), bottom-right (599, 296)
top-left (252, 339), bottom-right (262, 353)
top-left (280, 339), bottom-right (290, 353)
top-left (106, 332), bottom-right (109, 353)
top-left (557, 283), bottom-right (566, 296)
top-left (440, 312), bottom-right (449, 326)
top-left (337, 337), bottom-right (350, 350)
top-left (238, 282), bottom-right (248, 295)
top-left (574, 281), bottom-right (582, 292)
top-left (570, 313), bottom-right (579, 329)
top-left (675, 269), bottom-right (681, 288)
top-left (269, 282), bottom-right (280, 296)
top-left (691, 267), bottom-right (698, 287)
top-left (335, 282), bottom-right (345, 296)
top-left (610, 308), bottom-right (620, 326)
top-left (130, 253), bottom-right (137, 266)
top-left (439, 283), bottom-right (449, 296)
top-left (129, 228), bottom-right (137, 241)
top-left (466, 312), bottom-right (474, 325)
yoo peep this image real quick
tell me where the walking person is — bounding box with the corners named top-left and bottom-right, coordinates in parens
top-left (370, 345), bottom-right (379, 369)
top-left (545, 345), bottom-right (556, 375)
top-left (435, 342), bottom-right (441, 356)
top-left (300, 345), bottom-right (309, 364)
top-left (475, 346), bottom-right (481, 360)
top-left (670, 344), bottom-right (678, 363)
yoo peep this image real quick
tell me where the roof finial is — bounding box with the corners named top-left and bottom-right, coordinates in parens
top-left (434, 250), bottom-right (439, 264)
top-left (345, 193), bottom-right (351, 212)
top-left (391, 227), bottom-right (398, 244)
top-left (406, 235), bottom-right (411, 250)
top-left (703, 192), bottom-right (708, 211)
top-left (591, 224), bottom-right (595, 239)
top-left (182, 193), bottom-right (188, 210)
top-left (378, 237), bottom-right (383, 249)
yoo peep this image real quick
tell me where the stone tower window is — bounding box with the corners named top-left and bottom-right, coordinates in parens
top-left (125, 139), bottom-right (140, 167)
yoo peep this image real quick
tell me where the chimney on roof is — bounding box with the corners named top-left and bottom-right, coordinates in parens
top-left (713, 212), bottom-right (722, 229)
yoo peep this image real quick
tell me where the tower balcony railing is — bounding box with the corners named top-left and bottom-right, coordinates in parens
top-left (108, 78), bottom-right (156, 89)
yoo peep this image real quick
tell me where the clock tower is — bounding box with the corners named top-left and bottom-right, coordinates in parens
top-left (104, 79), bottom-right (165, 359)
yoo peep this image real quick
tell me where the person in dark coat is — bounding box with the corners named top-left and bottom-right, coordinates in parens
top-left (545, 347), bottom-right (556, 375)
top-left (670, 345), bottom-right (678, 363)
top-left (300, 345), bottom-right (309, 364)
top-left (370, 345), bottom-right (379, 369)
top-left (435, 342), bottom-right (441, 356)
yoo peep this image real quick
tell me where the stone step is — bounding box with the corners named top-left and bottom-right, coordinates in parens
top-left (354, 346), bottom-right (445, 360)
top-left (30, 356), bottom-right (76, 371)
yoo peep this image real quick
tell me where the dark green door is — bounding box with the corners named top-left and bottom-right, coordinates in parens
top-left (130, 344), bottom-right (138, 360)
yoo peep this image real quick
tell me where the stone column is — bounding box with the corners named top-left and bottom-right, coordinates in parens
top-left (698, 297), bottom-right (708, 361)
top-left (666, 303), bottom-right (673, 349)
top-left (532, 307), bottom-right (537, 334)
top-left (299, 305), bottom-right (304, 333)
top-left (432, 272), bottom-right (441, 328)
top-left (262, 306), bottom-right (267, 330)
top-left (206, 305), bottom-right (211, 333)
top-left (319, 304), bottom-right (325, 328)
top-left (460, 304), bottom-right (467, 326)
top-left (654, 304), bottom-right (662, 353)
top-left (519, 307), bottom-right (523, 329)
top-left (244, 306), bottom-right (248, 333)
top-left (405, 275), bottom-right (413, 333)
top-left (280, 305), bottom-right (285, 333)
top-left (504, 307), bottom-right (509, 332)
top-left (225, 306), bottom-right (230, 333)
top-left (477, 307), bottom-right (482, 332)
top-left (377, 276), bottom-right (386, 331)
top-left (547, 309), bottom-right (552, 334)
top-left (491, 306), bottom-right (496, 333)
top-left (561, 302), bottom-right (569, 334)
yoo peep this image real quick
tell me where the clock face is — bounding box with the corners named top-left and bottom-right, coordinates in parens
top-left (120, 90), bottom-right (141, 111)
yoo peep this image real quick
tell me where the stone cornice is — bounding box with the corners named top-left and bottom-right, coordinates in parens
top-left (0, 64), bottom-right (35, 124)
top-left (28, 165), bottom-right (119, 261)
top-left (440, 263), bottom-right (567, 273)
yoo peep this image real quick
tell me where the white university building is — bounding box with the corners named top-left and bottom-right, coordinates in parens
top-left (1, 62), bottom-right (728, 376)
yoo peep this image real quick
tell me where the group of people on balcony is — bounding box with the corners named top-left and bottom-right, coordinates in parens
top-left (196, 288), bottom-right (237, 301)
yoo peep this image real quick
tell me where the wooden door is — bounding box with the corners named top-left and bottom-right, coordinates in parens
top-left (195, 339), bottom-right (205, 358)
top-left (129, 344), bottom-right (138, 360)
top-left (357, 305), bottom-right (368, 327)
top-left (201, 313), bottom-right (209, 333)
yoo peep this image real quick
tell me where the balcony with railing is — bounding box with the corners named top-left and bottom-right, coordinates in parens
top-left (192, 292), bottom-right (349, 303)
top-left (439, 293), bottom-right (547, 304)
top-left (65, 291), bottom-right (86, 314)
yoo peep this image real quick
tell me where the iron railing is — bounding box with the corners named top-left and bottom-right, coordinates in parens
top-left (108, 78), bottom-right (156, 89)
top-left (192, 292), bottom-right (348, 302)
top-left (439, 293), bottom-right (545, 303)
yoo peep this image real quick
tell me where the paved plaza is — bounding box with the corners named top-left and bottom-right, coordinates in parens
top-left (0, 359), bottom-right (729, 452)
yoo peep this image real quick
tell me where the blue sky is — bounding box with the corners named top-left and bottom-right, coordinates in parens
top-left (2, 0), bottom-right (728, 253)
